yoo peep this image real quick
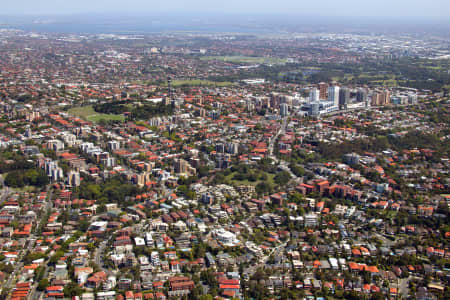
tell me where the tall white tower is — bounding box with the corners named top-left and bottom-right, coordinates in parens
top-left (328, 86), bottom-right (340, 107)
top-left (309, 88), bottom-right (319, 102)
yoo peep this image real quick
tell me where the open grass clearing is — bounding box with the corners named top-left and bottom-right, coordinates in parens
top-left (170, 79), bottom-right (234, 87)
top-left (224, 171), bottom-right (275, 187)
top-left (201, 55), bottom-right (287, 65)
top-left (68, 105), bottom-right (125, 123)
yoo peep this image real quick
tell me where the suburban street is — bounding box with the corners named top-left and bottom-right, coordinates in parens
top-left (1, 187), bottom-right (52, 299)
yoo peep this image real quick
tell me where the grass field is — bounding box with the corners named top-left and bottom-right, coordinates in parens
top-left (332, 73), bottom-right (399, 87)
top-left (170, 80), bottom-right (234, 87)
top-left (201, 56), bottom-right (287, 65)
top-left (224, 172), bottom-right (275, 186)
top-left (68, 105), bottom-right (125, 123)
top-left (372, 79), bottom-right (398, 86)
top-left (142, 79), bottom-right (234, 87)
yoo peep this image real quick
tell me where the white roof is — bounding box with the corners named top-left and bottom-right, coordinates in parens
top-left (134, 237), bottom-right (145, 246)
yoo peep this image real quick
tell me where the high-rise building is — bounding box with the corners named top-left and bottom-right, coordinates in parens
top-left (51, 167), bottom-right (64, 182)
top-left (198, 108), bottom-right (206, 117)
top-left (270, 93), bottom-right (280, 108)
top-left (201, 193), bottom-right (214, 205)
top-left (339, 88), bottom-right (350, 110)
top-left (328, 86), bottom-right (340, 107)
top-left (47, 139), bottom-right (65, 152)
top-left (408, 94), bottom-right (418, 104)
top-left (304, 213), bottom-right (318, 227)
top-left (101, 157), bottom-right (116, 168)
top-left (136, 172), bottom-right (151, 187)
top-left (309, 88), bottom-right (319, 102)
top-left (371, 90), bottom-right (390, 106)
top-left (216, 143), bottom-right (225, 153)
top-left (309, 102), bottom-right (320, 117)
top-left (68, 171), bottom-right (81, 187)
top-left (108, 141), bottom-right (120, 151)
top-left (227, 142), bottom-right (239, 155)
top-left (318, 82), bottom-right (328, 100)
top-left (371, 91), bottom-right (382, 106)
top-left (280, 103), bottom-right (289, 116)
top-left (174, 159), bottom-right (196, 176)
top-left (356, 89), bottom-right (368, 102)
top-left (383, 90), bottom-right (391, 105)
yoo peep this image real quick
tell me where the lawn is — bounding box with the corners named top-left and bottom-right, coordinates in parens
top-left (201, 56), bottom-right (287, 65)
top-left (372, 79), bottom-right (398, 86)
top-left (225, 172), bottom-right (275, 186)
top-left (68, 105), bottom-right (125, 123)
top-left (170, 80), bottom-right (234, 87)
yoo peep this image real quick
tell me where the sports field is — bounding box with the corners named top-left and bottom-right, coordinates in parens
top-left (68, 105), bottom-right (125, 123)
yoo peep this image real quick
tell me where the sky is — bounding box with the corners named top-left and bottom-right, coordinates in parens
top-left (1, 0), bottom-right (449, 19)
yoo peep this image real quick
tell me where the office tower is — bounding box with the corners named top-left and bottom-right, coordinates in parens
top-left (371, 91), bottom-right (382, 106)
top-left (280, 103), bottom-right (289, 116)
top-left (383, 90), bottom-right (391, 105)
top-left (356, 88), bottom-right (368, 102)
top-left (310, 102), bottom-right (320, 116)
top-left (309, 88), bottom-right (319, 102)
top-left (372, 90), bottom-right (390, 106)
top-left (328, 86), bottom-right (340, 107)
top-left (339, 87), bottom-right (350, 109)
top-left (318, 82), bottom-right (328, 100)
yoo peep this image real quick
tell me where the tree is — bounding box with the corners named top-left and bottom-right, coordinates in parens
top-left (0, 288), bottom-right (10, 300)
top-left (79, 218), bottom-right (90, 232)
top-left (256, 181), bottom-right (273, 195)
top-left (274, 171), bottom-right (291, 185)
top-left (23, 252), bottom-right (47, 265)
top-left (63, 282), bottom-right (83, 297)
top-left (370, 292), bottom-right (385, 300)
top-left (49, 250), bottom-right (65, 265)
top-left (0, 263), bottom-right (14, 273)
top-left (4, 169), bottom-right (49, 188)
top-left (178, 185), bottom-right (196, 200)
top-left (289, 163), bottom-right (305, 177)
top-left (38, 278), bottom-right (50, 291)
top-left (35, 266), bottom-right (46, 281)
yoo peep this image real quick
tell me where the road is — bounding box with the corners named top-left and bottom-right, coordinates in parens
top-left (245, 239), bottom-right (290, 276)
top-left (1, 187), bottom-right (53, 299)
top-left (94, 239), bottom-right (109, 272)
top-left (0, 174), bottom-right (11, 206)
top-left (28, 188), bottom-right (54, 300)
top-left (268, 117), bottom-right (288, 158)
top-left (94, 235), bottom-right (116, 275)
top-left (394, 276), bottom-right (410, 297)
top-left (267, 117), bottom-right (299, 180)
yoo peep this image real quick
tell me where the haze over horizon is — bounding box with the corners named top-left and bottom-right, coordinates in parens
top-left (1, 0), bottom-right (449, 20)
